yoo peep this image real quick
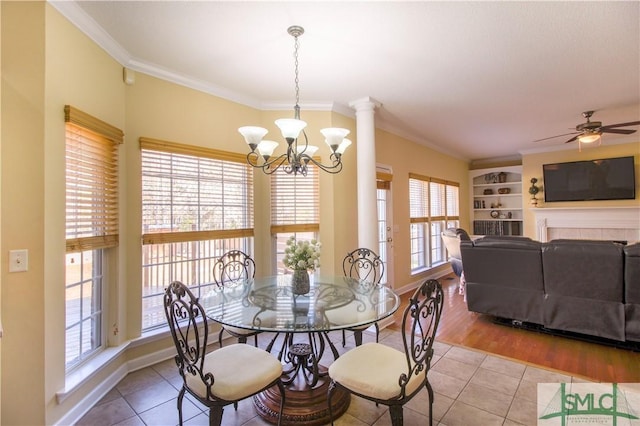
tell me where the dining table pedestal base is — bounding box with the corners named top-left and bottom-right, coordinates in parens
top-left (253, 369), bottom-right (350, 425)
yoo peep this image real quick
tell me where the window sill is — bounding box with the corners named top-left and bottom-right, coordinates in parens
top-left (411, 266), bottom-right (429, 276)
top-left (57, 327), bottom-right (177, 407)
top-left (57, 342), bottom-right (130, 404)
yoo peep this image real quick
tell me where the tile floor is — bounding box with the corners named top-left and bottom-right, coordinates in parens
top-left (76, 328), bottom-right (585, 426)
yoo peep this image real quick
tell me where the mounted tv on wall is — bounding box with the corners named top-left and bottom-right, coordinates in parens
top-left (543, 156), bottom-right (636, 202)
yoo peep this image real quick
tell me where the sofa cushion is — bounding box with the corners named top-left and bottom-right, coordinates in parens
top-left (542, 240), bottom-right (624, 301)
top-left (461, 237), bottom-right (544, 324)
top-left (542, 239), bottom-right (625, 341)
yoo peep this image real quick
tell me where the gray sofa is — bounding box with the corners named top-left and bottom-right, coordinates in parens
top-left (460, 236), bottom-right (639, 343)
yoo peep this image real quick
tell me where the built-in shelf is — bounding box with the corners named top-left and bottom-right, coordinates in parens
top-left (469, 165), bottom-right (523, 236)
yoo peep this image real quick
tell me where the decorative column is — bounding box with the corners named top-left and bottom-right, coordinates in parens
top-left (349, 97), bottom-right (382, 251)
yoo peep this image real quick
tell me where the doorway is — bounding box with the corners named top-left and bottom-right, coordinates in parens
top-left (376, 166), bottom-right (393, 285)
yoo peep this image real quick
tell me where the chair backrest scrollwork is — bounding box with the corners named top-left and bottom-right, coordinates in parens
top-left (342, 248), bottom-right (384, 285)
top-left (212, 250), bottom-right (256, 289)
top-left (399, 279), bottom-right (444, 398)
top-left (163, 281), bottom-right (215, 397)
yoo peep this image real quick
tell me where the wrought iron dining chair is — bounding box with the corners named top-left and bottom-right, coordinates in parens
top-left (341, 247), bottom-right (384, 346)
top-left (212, 250), bottom-right (261, 347)
top-left (163, 281), bottom-right (286, 426)
top-left (327, 279), bottom-right (444, 426)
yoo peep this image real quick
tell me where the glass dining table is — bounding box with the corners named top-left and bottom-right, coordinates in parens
top-left (202, 274), bottom-right (400, 425)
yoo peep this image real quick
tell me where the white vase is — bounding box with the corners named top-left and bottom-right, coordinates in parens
top-left (291, 269), bottom-right (310, 295)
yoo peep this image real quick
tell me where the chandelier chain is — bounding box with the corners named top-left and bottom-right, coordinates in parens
top-left (293, 34), bottom-right (300, 108)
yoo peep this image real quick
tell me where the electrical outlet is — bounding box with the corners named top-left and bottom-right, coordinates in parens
top-left (9, 249), bottom-right (28, 272)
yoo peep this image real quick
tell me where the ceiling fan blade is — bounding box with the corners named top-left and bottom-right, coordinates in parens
top-left (532, 132), bottom-right (579, 143)
top-left (601, 128), bottom-right (636, 135)
top-left (600, 120), bottom-right (640, 129)
top-left (564, 135), bottom-right (580, 144)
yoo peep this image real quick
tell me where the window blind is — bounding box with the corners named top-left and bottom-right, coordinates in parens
top-left (377, 171), bottom-right (392, 190)
top-left (140, 137), bottom-right (254, 245)
top-left (446, 184), bottom-right (460, 216)
top-left (409, 173), bottom-right (459, 223)
top-left (270, 164), bottom-right (319, 234)
top-left (65, 106), bottom-right (122, 252)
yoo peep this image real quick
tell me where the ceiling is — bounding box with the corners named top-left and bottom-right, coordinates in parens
top-left (52, 1), bottom-right (640, 162)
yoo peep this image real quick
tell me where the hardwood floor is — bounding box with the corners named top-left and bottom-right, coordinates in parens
top-left (388, 274), bottom-right (640, 383)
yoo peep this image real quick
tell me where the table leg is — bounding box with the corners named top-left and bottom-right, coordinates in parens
top-left (254, 332), bottom-right (350, 425)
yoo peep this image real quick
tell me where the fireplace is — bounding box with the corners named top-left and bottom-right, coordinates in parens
top-left (532, 206), bottom-right (640, 243)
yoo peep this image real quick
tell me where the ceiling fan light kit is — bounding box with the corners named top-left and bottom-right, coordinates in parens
top-left (577, 131), bottom-right (601, 144)
top-left (533, 110), bottom-right (640, 151)
top-left (239, 25), bottom-right (350, 176)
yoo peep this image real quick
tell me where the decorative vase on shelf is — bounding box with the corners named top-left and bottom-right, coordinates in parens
top-left (291, 269), bottom-right (310, 295)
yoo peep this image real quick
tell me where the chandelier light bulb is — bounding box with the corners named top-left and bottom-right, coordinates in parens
top-left (275, 118), bottom-right (307, 141)
top-left (321, 128), bottom-right (350, 152)
top-left (336, 138), bottom-right (352, 155)
top-left (257, 140), bottom-right (279, 159)
top-left (238, 126), bottom-right (268, 150)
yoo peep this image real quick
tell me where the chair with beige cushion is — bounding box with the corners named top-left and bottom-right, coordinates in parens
top-left (341, 247), bottom-right (385, 346)
top-left (212, 250), bottom-right (261, 347)
top-left (327, 279), bottom-right (444, 426)
top-left (164, 280), bottom-right (285, 426)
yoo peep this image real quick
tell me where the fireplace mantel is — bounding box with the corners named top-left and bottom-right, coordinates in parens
top-left (532, 206), bottom-right (640, 242)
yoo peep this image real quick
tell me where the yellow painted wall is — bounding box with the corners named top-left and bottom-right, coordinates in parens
top-left (43, 4), bottom-right (127, 423)
top-left (2, 2), bottom-right (126, 424)
top-left (376, 128), bottom-right (470, 289)
top-left (522, 142), bottom-right (640, 238)
top-left (2, 3), bottom-right (47, 424)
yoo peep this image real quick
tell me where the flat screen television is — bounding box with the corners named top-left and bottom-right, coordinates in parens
top-left (542, 156), bottom-right (636, 202)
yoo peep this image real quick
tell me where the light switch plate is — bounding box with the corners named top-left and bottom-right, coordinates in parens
top-left (9, 249), bottom-right (28, 272)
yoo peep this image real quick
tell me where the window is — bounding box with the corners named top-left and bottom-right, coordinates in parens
top-left (64, 105), bottom-right (123, 369)
top-left (409, 173), bottom-right (459, 273)
top-left (271, 164), bottom-right (319, 274)
top-left (140, 138), bottom-right (254, 331)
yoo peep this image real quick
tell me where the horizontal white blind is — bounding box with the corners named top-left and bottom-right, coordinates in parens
top-left (65, 120), bottom-right (120, 252)
top-left (409, 178), bottom-right (429, 220)
top-left (447, 184), bottom-right (460, 216)
top-left (430, 181), bottom-right (446, 217)
top-left (409, 174), bottom-right (459, 222)
top-left (271, 164), bottom-right (319, 233)
top-left (141, 139), bottom-right (254, 245)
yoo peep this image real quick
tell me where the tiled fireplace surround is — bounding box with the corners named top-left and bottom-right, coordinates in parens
top-left (532, 206), bottom-right (640, 243)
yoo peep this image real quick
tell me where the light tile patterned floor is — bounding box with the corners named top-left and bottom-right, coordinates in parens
top-left (76, 328), bottom-right (584, 426)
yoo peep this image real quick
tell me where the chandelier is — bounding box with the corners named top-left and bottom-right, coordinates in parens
top-left (239, 26), bottom-right (351, 176)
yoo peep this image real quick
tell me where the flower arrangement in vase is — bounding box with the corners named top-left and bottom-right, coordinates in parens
top-left (283, 236), bottom-right (321, 294)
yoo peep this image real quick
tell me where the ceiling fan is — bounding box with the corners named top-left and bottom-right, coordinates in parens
top-left (533, 111), bottom-right (640, 145)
